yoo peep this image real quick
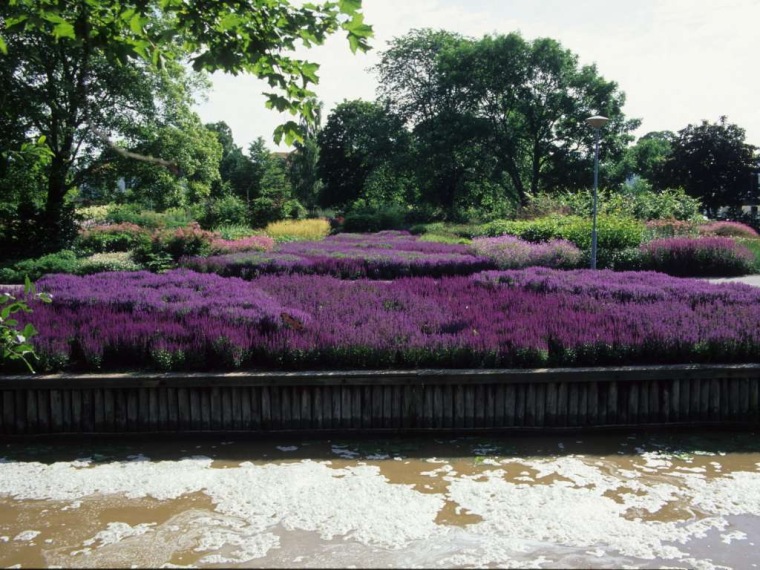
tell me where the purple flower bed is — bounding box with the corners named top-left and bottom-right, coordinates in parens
top-left (638, 237), bottom-right (756, 277)
top-left (471, 235), bottom-right (582, 269)
top-left (182, 231), bottom-right (495, 279)
top-left (11, 268), bottom-right (760, 373)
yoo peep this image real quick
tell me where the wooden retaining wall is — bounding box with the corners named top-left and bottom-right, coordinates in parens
top-left (1, 364), bottom-right (760, 436)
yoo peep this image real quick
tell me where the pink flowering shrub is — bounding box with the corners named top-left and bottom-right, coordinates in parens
top-left (210, 235), bottom-right (275, 255)
top-left (76, 222), bottom-right (150, 253)
top-left (638, 237), bottom-right (756, 277)
top-left (470, 235), bottom-right (582, 269)
top-left (698, 221), bottom-right (759, 239)
top-left (644, 219), bottom-right (700, 239)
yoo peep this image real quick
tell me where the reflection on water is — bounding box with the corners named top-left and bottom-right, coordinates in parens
top-left (1, 430), bottom-right (760, 569)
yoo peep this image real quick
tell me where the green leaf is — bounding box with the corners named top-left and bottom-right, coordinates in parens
top-left (300, 62), bottom-right (320, 84)
top-left (339, 0), bottom-right (362, 15)
top-left (129, 13), bottom-right (145, 35)
top-left (0, 37), bottom-right (6, 56)
top-left (53, 21), bottom-right (76, 39)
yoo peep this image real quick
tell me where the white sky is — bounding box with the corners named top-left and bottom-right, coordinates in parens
top-left (193, 0), bottom-right (760, 152)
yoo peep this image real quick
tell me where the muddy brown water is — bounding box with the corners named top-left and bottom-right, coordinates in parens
top-left (2, 430), bottom-right (760, 569)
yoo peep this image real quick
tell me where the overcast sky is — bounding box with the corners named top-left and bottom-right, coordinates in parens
top-left (193, 0), bottom-right (760, 152)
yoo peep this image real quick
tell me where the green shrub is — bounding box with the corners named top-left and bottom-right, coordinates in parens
top-left (0, 250), bottom-right (81, 283)
top-left (735, 238), bottom-right (760, 272)
top-left (132, 223), bottom-right (213, 270)
top-left (77, 252), bottom-right (142, 275)
top-left (106, 205), bottom-right (199, 230)
top-left (342, 204), bottom-right (407, 233)
top-left (75, 222), bottom-right (150, 254)
top-left (199, 194), bottom-right (249, 229)
top-left (477, 215), bottom-right (645, 268)
top-left (523, 188), bottom-right (703, 221)
top-left (214, 224), bottom-right (261, 240)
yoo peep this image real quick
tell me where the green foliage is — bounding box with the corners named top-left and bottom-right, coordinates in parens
top-left (199, 194), bottom-right (250, 229)
top-left (214, 224), bottom-right (262, 240)
top-left (0, 251), bottom-right (81, 283)
top-left (478, 215), bottom-right (646, 267)
top-left (77, 252), bottom-right (142, 275)
top-left (132, 223), bottom-right (213, 267)
top-left (1, 277), bottom-right (52, 373)
top-left (75, 223), bottom-right (150, 254)
top-left (342, 204), bottom-right (407, 233)
top-left (655, 117), bottom-right (758, 216)
top-left (523, 188), bottom-right (703, 222)
top-left (317, 100), bottom-right (413, 209)
top-left (736, 239), bottom-right (760, 272)
top-left (105, 205), bottom-right (199, 229)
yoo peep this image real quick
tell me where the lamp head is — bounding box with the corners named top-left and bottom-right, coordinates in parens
top-left (586, 115), bottom-right (610, 129)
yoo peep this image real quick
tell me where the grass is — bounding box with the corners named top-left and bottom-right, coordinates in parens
top-left (264, 218), bottom-right (331, 242)
top-left (736, 238), bottom-right (760, 272)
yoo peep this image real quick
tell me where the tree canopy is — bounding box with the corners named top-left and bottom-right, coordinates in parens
top-left (656, 117), bottom-right (758, 216)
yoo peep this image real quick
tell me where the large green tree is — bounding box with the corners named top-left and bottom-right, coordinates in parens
top-left (0, 0), bottom-right (372, 249)
top-left (656, 117), bottom-right (758, 217)
top-left (317, 100), bottom-right (412, 209)
top-left (375, 29), bottom-right (639, 210)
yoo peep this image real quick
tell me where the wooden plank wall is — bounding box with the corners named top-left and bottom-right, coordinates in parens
top-left (1, 367), bottom-right (759, 435)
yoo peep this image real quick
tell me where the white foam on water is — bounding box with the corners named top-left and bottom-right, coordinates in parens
top-left (13, 530), bottom-right (40, 542)
top-left (82, 522), bottom-right (156, 547)
top-left (721, 530), bottom-right (747, 544)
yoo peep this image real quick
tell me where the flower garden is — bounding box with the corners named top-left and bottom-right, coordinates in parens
top-left (0, 222), bottom-right (757, 375)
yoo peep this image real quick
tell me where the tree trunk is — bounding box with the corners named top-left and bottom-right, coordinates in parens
top-left (43, 154), bottom-right (72, 252)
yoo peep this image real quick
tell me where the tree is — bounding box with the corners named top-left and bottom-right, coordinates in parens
top-left (288, 101), bottom-right (324, 211)
top-left (656, 117), bottom-right (758, 217)
top-left (317, 100), bottom-right (412, 209)
top-left (375, 30), bottom-right (639, 210)
top-left (609, 130), bottom-right (675, 188)
top-left (1, 0), bottom-right (372, 248)
top-left (247, 138), bottom-right (300, 226)
top-left (206, 121), bottom-right (256, 200)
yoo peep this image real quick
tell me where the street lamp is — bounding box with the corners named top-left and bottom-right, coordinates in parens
top-left (585, 115), bottom-right (609, 269)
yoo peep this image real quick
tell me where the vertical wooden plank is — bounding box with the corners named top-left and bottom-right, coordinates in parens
top-left (464, 385), bottom-right (475, 429)
top-left (367, 385), bottom-right (380, 429)
top-left (649, 381), bottom-right (660, 424)
top-left (113, 389), bottom-right (127, 432)
top-left (336, 385), bottom-right (348, 429)
top-left (638, 381), bottom-right (649, 424)
top-left (103, 388), bottom-right (116, 432)
top-left (557, 382), bottom-right (568, 427)
top-left (525, 383), bottom-right (536, 427)
top-left (720, 378), bottom-right (730, 420)
top-left (432, 385), bottom-right (444, 428)
top-left (606, 382), bottom-right (617, 425)
top-left (261, 386), bottom-right (271, 431)
top-left (167, 388), bottom-right (180, 431)
top-left (219, 388), bottom-right (231, 430)
top-left (37, 391), bottom-right (50, 434)
top-left (669, 379), bottom-right (680, 422)
top-left (566, 384), bottom-right (578, 427)
top-left (443, 385), bottom-right (454, 429)
top-left (352, 385), bottom-right (362, 430)
top-left (209, 387), bottom-right (221, 430)
top-left (250, 386), bottom-right (262, 430)
top-left (62, 390), bottom-right (72, 433)
top-left (494, 383), bottom-right (506, 428)
top-left (360, 386), bottom-right (372, 430)
top-left (535, 383), bottom-right (546, 427)
top-left (422, 385), bottom-right (434, 429)
top-left (659, 382), bottom-right (670, 424)
top-left (730, 378), bottom-right (741, 421)
top-left (679, 379), bottom-right (690, 423)
top-left (474, 384), bottom-right (485, 429)
top-left (544, 383), bottom-right (557, 427)
top-left (136, 388), bottom-right (149, 432)
top-left (628, 383), bottom-right (640, 425)
top-left (14, 391), bottom-right (27, 434)
top-left (321, 386), bottom-right (333, 429)
top-left (279, 385), bottom-right (291, 430)
top-left (328, 385), bottom-right (340, 429)
top-left (578, 383), bottom-right (588, 426)
top-left (597, 382), bottom-right (608, 425)
top-left (50, 389), bottom-right (63, 433)
top-left (401, 385), bottom-right (414, 429)
top-left (2, 391), bottom-right (15, 435)
top-left (81, 389), bottom-right (94, 433)
top-left (515, 384), bottom-right (526, 427)
top-left (235, 387), bottom-right (247, 431)
top-left (740, 378), bottom-right (750, 423)
top-left (271, 385), bottom-right (283, 431)
top-left (390, 386), bottom-right (402, 429)
top-left (750, 377), bottom-right (760, 424)
top-left (125, 389), bottom-right (138, 432)
top-left (95, 388), bottom-right (107, 431)
top-left (198, 388), bottom-right (210, 431)
top-left (176, 388), bottom-right (189, 431)
top-left (453, 385), bottom-right (465, 429)
top-left (187, 388), bottom-right (200, 431)
top-left (689, 379), bottom-right (700, 424)
top-left (296, 387), bottom-right (308, 430)
top-left (587, 382), bottom-right (598, 427)
top-left (504, 384), bottom-right (516, 427)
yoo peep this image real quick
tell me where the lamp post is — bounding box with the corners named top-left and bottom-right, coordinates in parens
top-left (585, 115), bottom-right (609, 269)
